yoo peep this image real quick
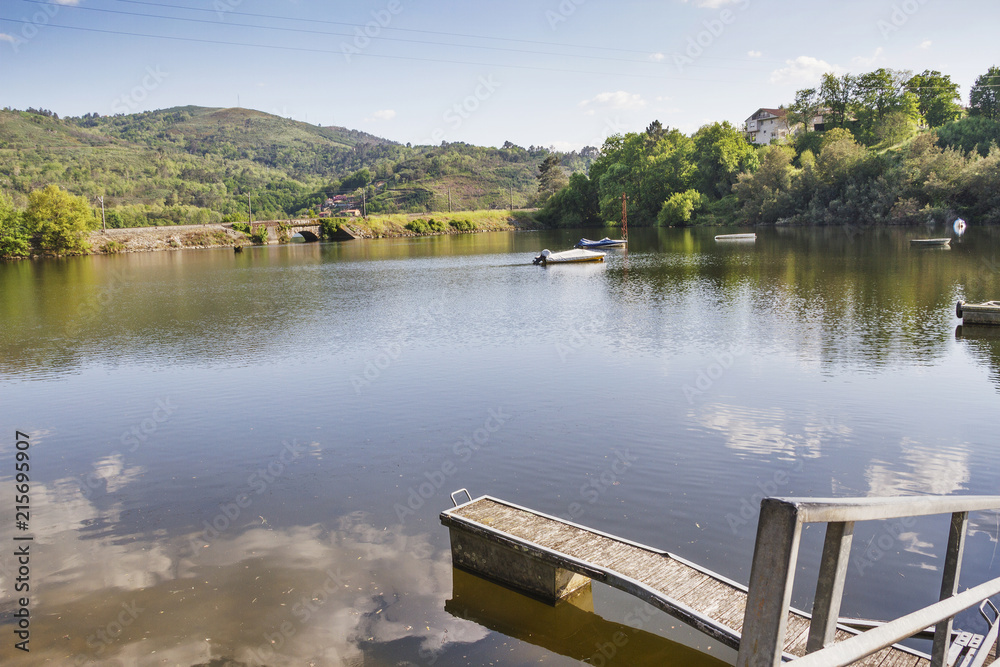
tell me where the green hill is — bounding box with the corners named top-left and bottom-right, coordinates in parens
top-left (0, 106), bottom-right (594, 227)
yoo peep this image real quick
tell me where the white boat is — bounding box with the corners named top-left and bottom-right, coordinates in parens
top-left (533, 248), bottom-right (605, 265)
top-left (715, 233), bottom-right (756, 241)
top-left (910, 238), bottom-right (951, 247)
top-left (576, 237), bottom-right (627, 248)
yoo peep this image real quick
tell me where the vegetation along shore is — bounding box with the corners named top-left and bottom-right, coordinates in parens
top-left (2, 65), bottom-right (999, 259)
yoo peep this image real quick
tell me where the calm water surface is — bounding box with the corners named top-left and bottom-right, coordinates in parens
top-left (2, 226), bottom-right (1000, 666)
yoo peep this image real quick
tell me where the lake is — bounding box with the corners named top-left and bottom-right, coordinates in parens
top-left (2, 225), bottom-right (1000, 666)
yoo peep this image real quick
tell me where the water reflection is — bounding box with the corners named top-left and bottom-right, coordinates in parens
top-left (0, 475), bottom-right (489, 665)
top-left (5, 226), bottom-right (1000, 665)
top-left (865, 438), bottom-right (970, 497)
top-left (956, 324), bottom-right (1000, 392)
top-left (445, 568), bottom-right (730, 666)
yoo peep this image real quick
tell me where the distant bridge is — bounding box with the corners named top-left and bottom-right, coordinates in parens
top-left (226, 219), bottom-right (364, 243)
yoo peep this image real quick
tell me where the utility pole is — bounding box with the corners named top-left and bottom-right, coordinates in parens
top-left (362, 190), bottom-right (367, 218)
top-left (97, 195), bottom-right (106, 233)
top-left (509, 186), bottom-right (513, 211)
top-left (248, 193), bottom-right (252, 224)
top-left (448, 188), bottom-right (452, 213)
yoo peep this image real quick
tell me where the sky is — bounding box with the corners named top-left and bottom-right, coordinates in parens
top-left (1, 0), bottom-right (998, 151)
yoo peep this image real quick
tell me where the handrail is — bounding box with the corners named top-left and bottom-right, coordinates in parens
top-left (735, 494), bottom-right (1000, 667)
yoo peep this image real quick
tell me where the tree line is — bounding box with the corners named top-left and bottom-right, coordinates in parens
top-left (539, 65), bottom-right (1000, 228)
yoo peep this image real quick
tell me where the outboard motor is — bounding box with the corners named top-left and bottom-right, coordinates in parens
top-left (533, 249), bottom-right (552, 265)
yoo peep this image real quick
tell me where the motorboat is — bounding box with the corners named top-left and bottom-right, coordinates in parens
top-left (533, 248), bottom-right (606, 265)
top-left (575, 237), bottom-right (626, 248)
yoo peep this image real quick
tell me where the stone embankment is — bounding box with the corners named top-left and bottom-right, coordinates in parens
top-left (89, 224), bottom-right (246, 253)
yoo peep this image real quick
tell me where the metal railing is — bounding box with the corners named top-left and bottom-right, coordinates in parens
top-left (735, 495), bottom-right (1000, 667)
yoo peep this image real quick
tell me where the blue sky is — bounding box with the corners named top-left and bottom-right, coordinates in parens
top-left (1, 0), bottom-right (997, 150)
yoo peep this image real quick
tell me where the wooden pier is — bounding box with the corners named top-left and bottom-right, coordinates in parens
top-left (442, 493), bottom-right (1000, 666)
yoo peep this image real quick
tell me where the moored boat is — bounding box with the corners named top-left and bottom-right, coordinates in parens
top-left (533, 248), bottom-right (606, 265)
top-left (715, 233), bottom-right (756, 241)
top-left (956, 300), bottom-right (1000, 325)
top-left (575, 237), bottom-right (627, 248)
top-left (910, 238), bottom-right (951, 246)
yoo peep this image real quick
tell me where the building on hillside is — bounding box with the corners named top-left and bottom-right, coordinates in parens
top-left (744, 107), bottom-right (827, 145)
top-left (745, 108), bottom-right (790, 145)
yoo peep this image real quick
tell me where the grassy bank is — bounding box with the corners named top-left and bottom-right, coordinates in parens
top-left (334, 209), bottom-right (540, 238)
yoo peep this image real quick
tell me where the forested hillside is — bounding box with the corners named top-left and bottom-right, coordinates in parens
top-left (0, 106), bottom-right (596, 227)
top-left (540, 66), bottom-right (1000, 228)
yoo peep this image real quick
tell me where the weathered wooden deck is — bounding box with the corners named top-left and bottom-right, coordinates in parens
top-left (441, 496), bottom-right (948, 666)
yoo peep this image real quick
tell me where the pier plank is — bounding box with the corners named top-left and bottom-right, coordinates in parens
top-left (443, 497), bottom-right (937, 666)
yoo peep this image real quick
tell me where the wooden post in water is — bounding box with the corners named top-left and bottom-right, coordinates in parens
top-left (621, 192), bottom-right (628, 240)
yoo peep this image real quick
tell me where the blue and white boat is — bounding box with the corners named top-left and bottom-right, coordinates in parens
top-left (575, 237), bottom-right (627, 248)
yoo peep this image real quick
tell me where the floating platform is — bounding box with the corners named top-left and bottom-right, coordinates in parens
top-left (440, 493), bottom-right (973, 665)
top-left (957, 301), bottom-right (1000, 325)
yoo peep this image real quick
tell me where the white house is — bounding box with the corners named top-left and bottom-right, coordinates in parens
top-left (744, 108), bottom-right (791, 145)
top-left (745, 107), bottom-right (827, 145)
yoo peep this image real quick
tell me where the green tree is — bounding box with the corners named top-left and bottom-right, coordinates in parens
top-left (906, 70), bottom-right (962, 127)
top-left (969, 65), bottom-right (1000, 121)
top-left (536, 154), bottom-right (568, 203)
top-left (788, 88), bottom-right (823, 133)
top-left (0, 191), bottom-right (30, 258)
top-left (657, 189), bottom-right (704, 226)
top-left (341, 168), bottom-right (372, 190)
top-left (853, 68), bottom-right (919, 144)
top-left (24, 185), bottom-right (97, 254)
top-left (692, 122), bottom-right (759, 199)
top-left (820, 73), bottom-right (856, 129)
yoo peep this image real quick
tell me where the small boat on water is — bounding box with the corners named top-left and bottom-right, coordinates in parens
top-left (575, 237), bottom-right (626, 249)
top-left (956, 300), bottom-right (1000, 325)
top-left (910, 238), bottom-right (951, 247)
top-left (715, 233), bottom-right (756, 241)
top-left (533, 248), bottom-right (605, 265)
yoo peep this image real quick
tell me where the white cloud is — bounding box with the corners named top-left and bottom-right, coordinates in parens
top-left (920, 40), bottom-right (932, 50)
top-left (0, 33), bottom-right (17, 43)
top-left (769, 56), bottom-right (840, 85)
top-left (649, 52), bottom-right (665, 62)
top-left (682, 0), bottom-right (745, 7)
top-left (579, 91), bottom-right (647, 111)
top-left (366, 109), bottom-right (396, 122)
top-left (747, 50), bottom-right (762, 58)
top-left (52, 0), bottom-right (81, 4)
top-left (851, 47), bottom-right (884, 68)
